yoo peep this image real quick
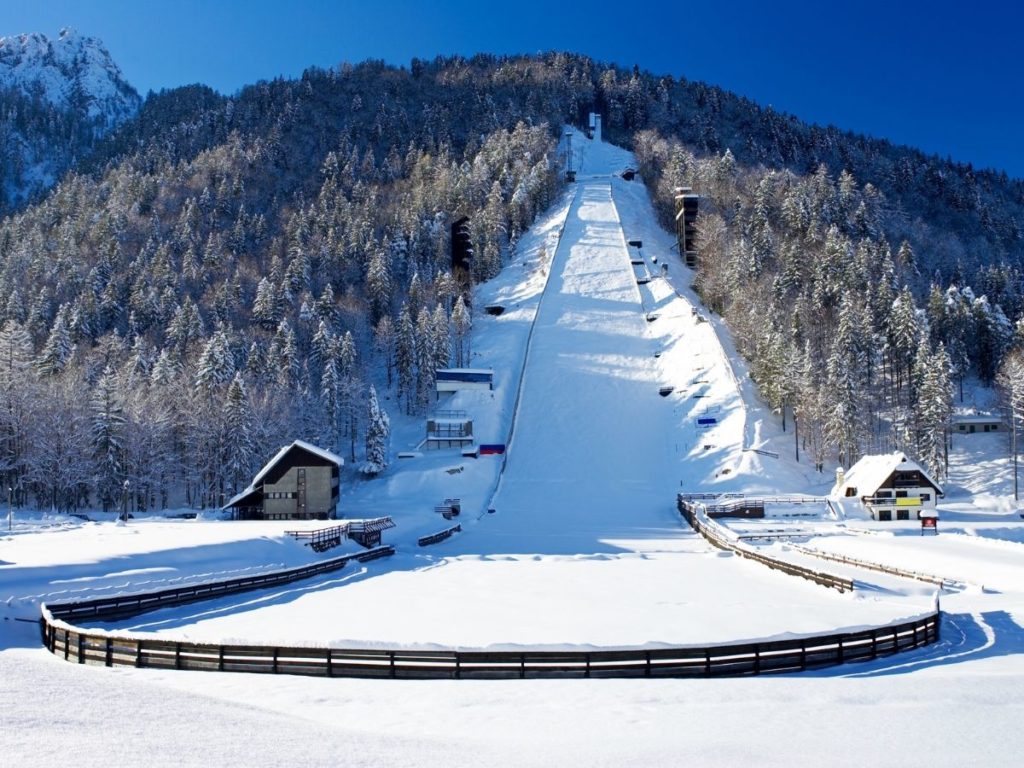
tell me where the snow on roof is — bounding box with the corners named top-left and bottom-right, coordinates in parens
top-left (224, 485), bottom-right (260, 509)
top-left (226, 440), bottom-right (343, 508)
top-left (833, 452), bottom-right (943, 498)
top-left (250, 440), bottom-right (343, 487)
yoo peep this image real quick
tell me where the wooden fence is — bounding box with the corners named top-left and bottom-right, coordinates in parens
top-left (40, 606), bottom-right (938, 679)
top-left (43, 545), bottom-right (395, 624)
top-left (678, 496), bottom-right (854, 592)
top-left (286, 525), bottom-right (348, 552)
top-left (35, 502), bottom-right (941, 679)
top-left (790, 543), bottom-right (952, 588)
top-left (418, 523), bottom-right (462, 547)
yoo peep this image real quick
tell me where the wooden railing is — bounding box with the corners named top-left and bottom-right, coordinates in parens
top-left (43, 545), bottom-right (395, 624)
top-left (678, 496), bottom-right (854, 592)
top-left (286, 525), bottom-right (348, 552)
top-left (39, 608), bottom-right (939, 680)
top-left (790, 544), bottom-right (953, 588)
top-left (418, 523), bottom-right (462, 547)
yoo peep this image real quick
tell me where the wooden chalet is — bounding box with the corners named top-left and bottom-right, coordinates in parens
top-left (832, 452), bottom-right (943, 521)
top-left (224, 440), bottom-right (342, 521)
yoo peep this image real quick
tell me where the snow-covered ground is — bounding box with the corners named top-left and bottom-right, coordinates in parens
top-left (2, 131), bottom-right (1024, 766)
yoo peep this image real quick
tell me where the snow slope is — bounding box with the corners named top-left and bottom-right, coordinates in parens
top-left (73, 134), bottom-right (930, 649)
top-left (2, 131), bottom-right (1024, 767)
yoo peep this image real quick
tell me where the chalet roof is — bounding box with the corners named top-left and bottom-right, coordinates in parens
top-left (223, 440), bottom-right (343, 509)
top-left (252, 439), bottom-right (343, 486)
top-left (833, 452), bottom-right (943, 499)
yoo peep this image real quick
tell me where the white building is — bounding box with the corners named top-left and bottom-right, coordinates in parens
top-left (832, 452), bottom-right (943, 521)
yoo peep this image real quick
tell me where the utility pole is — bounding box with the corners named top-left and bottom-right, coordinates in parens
top-left (7, 487), bottom-right (11, 532)
top-left (122, 480), bottom-right (131, 524)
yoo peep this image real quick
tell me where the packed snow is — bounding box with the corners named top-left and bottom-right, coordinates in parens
top-left (2, 130), bottom-right (1024, 766)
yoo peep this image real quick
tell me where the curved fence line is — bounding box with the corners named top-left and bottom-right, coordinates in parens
top-left (678, 495), bottom-right (854, 592)
top-left (38, 534), bottom-right (939, 679)
top-left (44, 545), bottom-right (395, 624)
top-left (40, 604), bottom-right (938, 680)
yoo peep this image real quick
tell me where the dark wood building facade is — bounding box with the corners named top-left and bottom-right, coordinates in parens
top-left (224, 440), bottom-right (342, 521)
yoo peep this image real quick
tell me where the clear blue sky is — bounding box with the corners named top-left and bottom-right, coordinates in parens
top-left (5, 0), bottom-right (1023, 178)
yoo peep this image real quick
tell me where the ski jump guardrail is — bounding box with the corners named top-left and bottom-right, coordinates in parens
top-left (677, 495), bottom-right (855, 592)
top-left (42, 545), bottom-right (395, 623)
top-left (418, 523), bottom-right (462, 547)
top-left (39, 611), bottom-right (938, 679)
top-left (37, 513), bottom-right (940, 680)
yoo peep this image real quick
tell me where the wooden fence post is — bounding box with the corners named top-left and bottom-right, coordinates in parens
top-left (77, 632), bottom-right (84, 664)
top-left (105, 637), bottom-right (113, 667)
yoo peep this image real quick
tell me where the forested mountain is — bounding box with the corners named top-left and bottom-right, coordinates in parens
top-left (0, 28), bottom-right (140, 213)
top-left (1, 46), bottom-right (1021, 512)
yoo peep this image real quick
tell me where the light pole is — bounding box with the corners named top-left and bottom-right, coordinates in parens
top-left (122, 480), bottom-right (130, 524)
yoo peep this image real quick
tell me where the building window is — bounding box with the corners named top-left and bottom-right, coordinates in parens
top-left (876, 490), bottom-right (892, 498)
top-left (897, 509), bottom-right (910, 521)
top-left (896, 490), bottom-right (908, 498)
top-left (845, 487), bottom-right (857, 497)
top-left (921, 493), bottom-right (931, 502)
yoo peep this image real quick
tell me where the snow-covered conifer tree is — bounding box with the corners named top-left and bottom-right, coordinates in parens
top-left (361, 385), bottom-right (390, 475)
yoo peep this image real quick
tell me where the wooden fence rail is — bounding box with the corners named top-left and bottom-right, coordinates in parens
top-left (39, 608), bottom-right (939, 680)
top-left (35, 501), bottom-right (941, 680)
top-left (678, 496), bottom-right (854, 592)
top-left (418, 524), bottom-right (462, 547)
top-left (43, 545), bottom-right (395, 624)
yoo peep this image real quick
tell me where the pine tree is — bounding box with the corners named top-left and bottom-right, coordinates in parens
top-left (366, 246), bottom-right (392, 323)
top-left (415, 306), bottom-right (436, 413)
top-left (374, 315), bottom-right (395, 388)
top-left (362, 385), bottom-right (390, 475)
top-left (195, 329), bottom-right (236, 392)
top-left (36, 305), bottom-right (73, 377)
top-left (451, 295), bottom-right (471, 367)
top-left (431, 303), bottom-right (450, 372)
top-left (252, 277), bottom-right (281, 330)
top-left (91, 366), bottom-right (126, 512)
top-left (223, 373), bottom-right (254, 494)
top-left (395, 304), bottom-right (416, 414)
